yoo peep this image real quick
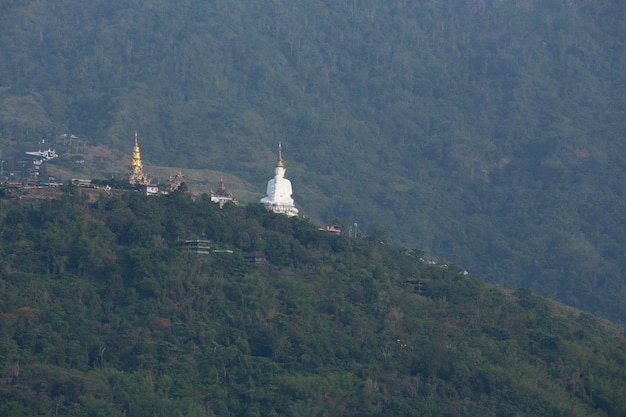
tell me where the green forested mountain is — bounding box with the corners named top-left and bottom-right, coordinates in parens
top-left (0, 1), bottom-right (625, 321)
top-left (0, 189), bottom-right (625, 416)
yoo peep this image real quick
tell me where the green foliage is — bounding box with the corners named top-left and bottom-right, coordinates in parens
top-left (0, 194), bottom-right (624, 416)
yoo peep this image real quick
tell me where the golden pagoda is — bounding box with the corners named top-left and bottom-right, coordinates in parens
top-left (127, 130), bottom-right (149, 185)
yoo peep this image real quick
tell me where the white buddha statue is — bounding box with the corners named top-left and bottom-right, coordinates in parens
top-left (260, 143), bottom-right (299, 217)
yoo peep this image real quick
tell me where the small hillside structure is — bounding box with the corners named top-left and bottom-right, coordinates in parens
top-left (245, 251), bottom-right (267, 264)
top-left (210, 179), bottom-right (238, 207)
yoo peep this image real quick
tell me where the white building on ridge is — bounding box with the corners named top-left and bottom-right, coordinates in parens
top-left (260, 143), bottom-right (299, 217)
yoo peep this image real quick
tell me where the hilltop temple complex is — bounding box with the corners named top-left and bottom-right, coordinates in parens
top-left (260, 143), bottom-right (298, 217)
top-left (121, 134), bottom-right (301, 216)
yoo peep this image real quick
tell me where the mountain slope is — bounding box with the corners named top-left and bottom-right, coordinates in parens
top-left (0, 190), bottom-right (625, 416)
top-left (0, 0), bottom-right (625, 321)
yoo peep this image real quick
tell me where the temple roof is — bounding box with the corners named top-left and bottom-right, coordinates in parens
top-left (213, 179), bottom-right (233, 197)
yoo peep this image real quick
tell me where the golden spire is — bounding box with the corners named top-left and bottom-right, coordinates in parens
top-left (131, 130), bottom-right (143, 171)
top-left (128, 130), bottom-right (149, 185)
top-left (277, 142), bottom-right (284, 168)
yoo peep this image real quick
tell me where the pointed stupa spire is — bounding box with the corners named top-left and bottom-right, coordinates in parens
top-left (131, 130), bottom-right (143, 171)
top-left (128, 130), bottom-right (149, 185)
top-left (276, 142), bottom-right (285, 168)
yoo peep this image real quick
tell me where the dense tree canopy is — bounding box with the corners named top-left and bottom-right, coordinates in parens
top-left (0, 190), bottom-right (625, 415)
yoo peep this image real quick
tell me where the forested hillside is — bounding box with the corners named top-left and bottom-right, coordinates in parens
top-left (1, 1), bottom-right (625, 321)
top-left (0, 189), bottom-right (625, 416)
